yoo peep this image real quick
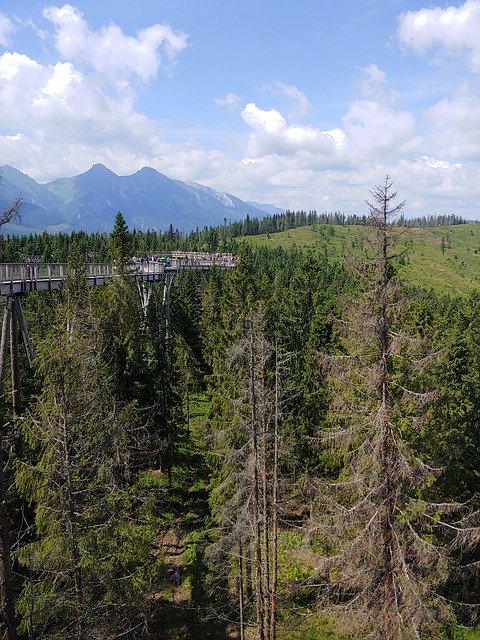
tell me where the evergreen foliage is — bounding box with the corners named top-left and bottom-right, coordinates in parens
top-left (0, 186), bottom-right (479, 639)
top-left (15, 264), bottom-right (159, 639)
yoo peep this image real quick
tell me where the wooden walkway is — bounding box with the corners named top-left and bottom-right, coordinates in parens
top-left (0, 252), bottom-right (236, 296)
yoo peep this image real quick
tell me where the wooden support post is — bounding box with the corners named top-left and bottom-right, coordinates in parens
top-left (163, 273), bottom-right (175, 341)
top-left (137, 282), bottom-right (152, 318)
top-left (9, 300), bottom-right (20, 415)
top-left (13, 298), bottom-right (34, 367)
top-left (0, 299), bottom-right (12, 398)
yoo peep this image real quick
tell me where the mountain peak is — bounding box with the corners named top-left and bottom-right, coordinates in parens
top-left (134, 166), bottom-right (162, 177)
top-left (86, 163), bottom-right (116, 176)
top-left (1, 163), bottom-right (260, 234)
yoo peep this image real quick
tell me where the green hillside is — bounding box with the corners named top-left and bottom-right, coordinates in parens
top-left (240, 223), bottom-right (480, 295)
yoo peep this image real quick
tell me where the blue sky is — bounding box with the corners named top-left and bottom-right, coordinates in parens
top-left (1, 0), bottom-right (479, 218)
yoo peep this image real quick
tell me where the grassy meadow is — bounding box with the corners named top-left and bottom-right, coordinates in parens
top-left (240, 223), bottom-right (480, 296)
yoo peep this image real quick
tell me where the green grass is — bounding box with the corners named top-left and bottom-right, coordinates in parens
top-left (451, 629), bottom-right (480, 640)
top-left (279, 614), bottom-right (351, 640)
top-left (240, 224), bottom-right (480, 296)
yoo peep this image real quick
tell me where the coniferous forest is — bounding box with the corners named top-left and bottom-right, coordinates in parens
top-left (1, 179), bottom-right (480, 640)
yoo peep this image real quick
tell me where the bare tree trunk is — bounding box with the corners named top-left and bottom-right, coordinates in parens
top-left (61, 411), bottom-right (84, 640)
top-left (270, 345), bottom-right (280, 640)
top-left (245, 542), bottom-right (253, 604)
top-left (261, 371), bottom-right (271, 640)
top-left (0, 301), bottom-right (11, 397)
top-left (186, 386), bottom-right (190, 440)
top-left (248, 319), bottom-right (265, 640)
top-left (379, 197), bottom-right (397, 640)
top-left (238, 539), bottom-right (245, 640)
top-left (381, 429), bottom-right (396, 640)
top-left (0, 436), bottom-right (18, 640)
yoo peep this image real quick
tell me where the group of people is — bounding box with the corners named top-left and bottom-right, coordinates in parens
top-left (131, 252), bottom-right (237, 268)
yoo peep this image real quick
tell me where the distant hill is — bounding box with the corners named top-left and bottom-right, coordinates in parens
top-left (0, 164), bottom-right (276, 234)
top-left (240, 223), bottom-right (480, 296)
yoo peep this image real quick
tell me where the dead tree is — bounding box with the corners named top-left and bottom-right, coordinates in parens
top-left (207, 309), bottom-right (288, 640)
top-left (309, 177), bottom-right (479, 639)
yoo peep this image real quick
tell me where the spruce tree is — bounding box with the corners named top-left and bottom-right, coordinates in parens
top-left (15, 258), bottom-right (158, 639)
top-left (109, 211), bottom-right (132, 272)
top-left (309, 177), bottom-right (479, 639)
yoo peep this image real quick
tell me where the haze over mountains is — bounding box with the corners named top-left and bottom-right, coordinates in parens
top-left (0, 164), bottom-right (283, 235)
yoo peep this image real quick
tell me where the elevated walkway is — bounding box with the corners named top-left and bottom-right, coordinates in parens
top-left (0, 252), bottom-right (236, 296)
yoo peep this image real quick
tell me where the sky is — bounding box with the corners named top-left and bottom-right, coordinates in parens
top-left (0, 0), bottom-right (479, 218)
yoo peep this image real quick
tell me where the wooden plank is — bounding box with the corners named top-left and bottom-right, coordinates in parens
top-left (10, 299), bottom-right (20, 414)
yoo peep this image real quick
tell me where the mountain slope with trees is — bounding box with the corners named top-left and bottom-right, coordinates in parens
top-left (241, 222), bottom-right (480, 295)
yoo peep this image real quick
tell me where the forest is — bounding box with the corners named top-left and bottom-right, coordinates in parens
top-left (0, 178), bottom-right (480, 640)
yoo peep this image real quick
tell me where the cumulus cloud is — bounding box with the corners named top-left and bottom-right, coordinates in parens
top-left (397, 0), bottom-right (480, 71)
top-left (242, 103), bottom-right (286, 133)
top-left (239, 90), bottom-right (417, 173)
top-left (33, 62), bottom-right (82, 105)
top-left (43, 4), bottom-right (188, 84)
top-left (261, 81), bottom-right (309, 119)
top-left (426, 95), bottom-right (480, 160)
top-left (2, 4), bottom-right (480, 219)
top-left (240, 102), bottom-right (338, 161)
top-left (0, 12), bottom-right (15, 47)
top-left (0, 5), bottom-right (194, 181)
top-left (358, 64), bottom-right (399, 106)
top-left (420, 155), bottom-right (462, 170)
top-left (0, 44), bottom-right (187, 180)
top-left (342, 100), bottom-right (417, 156)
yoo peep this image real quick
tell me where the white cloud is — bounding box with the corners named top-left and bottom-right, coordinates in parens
top-left (240, 102), bottom-right (339, 161)
top-left (242, 103), bottom-right (286, 133)
top-left (397, 0), bottom-right (480, 71)
top-left (0, 6), bottom-right (193, 182)
top-left (261, 81), bottom-right (309, 119)
top-left (43, 4), bottom-right (188, 85)
top-left (358, 64), bottom-right (399, 106)
top-left (342, 100), bottom-right (417, 156)
top-left (0, 52), bottom-right (40, 80)
top-left (0, 11), bottom-right (15, 47)
top-left (323, 128), bottom-right (347, 149)
top-left (0, 47), bottom-right (177, 179)
top-left (33, 61), bottom-right (82, 105)
top-left (2, 5), bottom-right (480, 220)
top-left (214, 92), bottom-right (241, 110)
top-left (420, 155), bottom-right (462, 170)
top-left (426, 95), bottom-right (480, 159)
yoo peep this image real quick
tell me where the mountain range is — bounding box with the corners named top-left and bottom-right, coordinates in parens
top-left (0, 164), bottom-right (284, 235)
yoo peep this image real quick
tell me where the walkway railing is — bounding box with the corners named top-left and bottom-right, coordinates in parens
top-left (0, 263), bottom-right (116, 282)
top-left (0, 254), bottom-right (236, 296)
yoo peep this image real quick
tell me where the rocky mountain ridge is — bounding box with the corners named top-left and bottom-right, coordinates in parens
top-left (0, 164), bottom-right (283, 235)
